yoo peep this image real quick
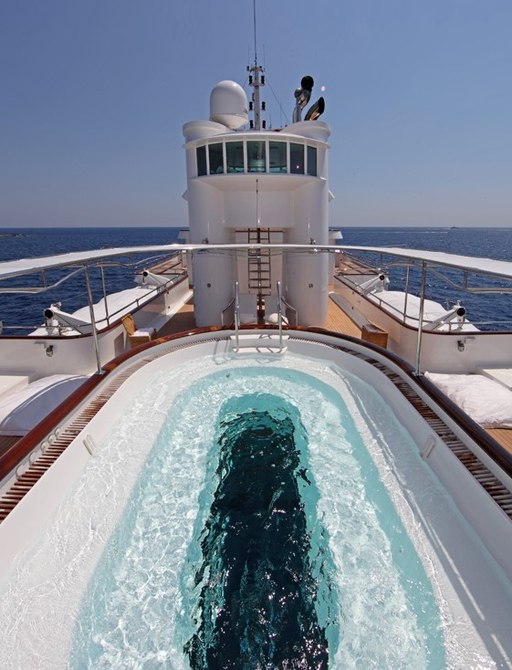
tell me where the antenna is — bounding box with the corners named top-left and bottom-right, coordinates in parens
top-left (253, 0), bottom-right (258, 66)
top-left (247, 0), bottom-right (265, 130)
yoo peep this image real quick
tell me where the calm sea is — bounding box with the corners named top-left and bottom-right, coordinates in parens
top-left (1, 226), bottom-right (511, 332)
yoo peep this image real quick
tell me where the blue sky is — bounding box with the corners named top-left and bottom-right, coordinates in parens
top-left (1, 0), bottom-right (511, 228)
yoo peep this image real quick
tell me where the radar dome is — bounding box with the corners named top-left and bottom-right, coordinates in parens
top-left (210, 80), bottom-right (248, 130)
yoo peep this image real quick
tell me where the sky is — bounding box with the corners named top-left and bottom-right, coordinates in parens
top-left (1, 0), bottom-right (511, 228)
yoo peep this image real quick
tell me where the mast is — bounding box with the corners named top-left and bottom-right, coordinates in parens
top-left (247, 0), bottom-right (265, 130)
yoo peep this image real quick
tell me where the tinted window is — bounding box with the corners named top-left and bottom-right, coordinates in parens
top-left (196, 145), bottom-right (207, 176)
top-left (226, 141), bottom-right (244, 172)
top-left (290, 143), bottom-right (304, 174)
top-left (209, 143), bottom-right (224, 174)
top-left (269, 141), bottom-right (287, 173)
top-left (247, 141), bottom-right (266, 173)
top-left (307, 146), bottom-right (317, 176)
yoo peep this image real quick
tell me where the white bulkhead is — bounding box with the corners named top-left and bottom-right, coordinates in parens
top-left (182, 79), bottom-right (331, 327)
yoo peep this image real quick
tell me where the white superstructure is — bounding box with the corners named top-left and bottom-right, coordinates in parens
top-left (183, 76), bottom-right (331, 326)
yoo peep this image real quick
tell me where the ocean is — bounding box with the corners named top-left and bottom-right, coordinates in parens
top-left (1, 226), bottom-right (511, 332)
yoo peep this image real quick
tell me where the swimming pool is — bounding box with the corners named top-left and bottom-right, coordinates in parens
top-left (1, 349), bottom-right (511, 668)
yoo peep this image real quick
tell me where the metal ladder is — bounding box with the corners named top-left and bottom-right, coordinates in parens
top-left (247, 228), bottom-right (271, 293)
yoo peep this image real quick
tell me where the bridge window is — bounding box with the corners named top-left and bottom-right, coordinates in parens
top-left (307, 146), bottom-right (317, 176)
top-left (208, 143), bottom-right (224, 174)
top-left (247, 141), bottom-right (266, 172)
top-left (226, 141), bottom-right (244, 173)
top-left (269, 141), bottom-right (287, 173)
top-left (196, 139), bottom-right (317, 177)
top-left (290, 143), bottom-right (305, 174)
top-left (196, 146), bottom-right (207, 176)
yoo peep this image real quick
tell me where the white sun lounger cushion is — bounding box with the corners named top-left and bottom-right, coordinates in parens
top-left (425, 372), bottom-right (512, 428)
top-left (0, 374), bottom-right (88, 436)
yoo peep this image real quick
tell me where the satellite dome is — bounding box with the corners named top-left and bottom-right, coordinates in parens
top-left (210, 80), bottom-right (248, 130)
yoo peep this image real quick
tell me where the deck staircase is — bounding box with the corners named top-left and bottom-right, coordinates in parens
top-left (247, 228), bottom-right (271, 294)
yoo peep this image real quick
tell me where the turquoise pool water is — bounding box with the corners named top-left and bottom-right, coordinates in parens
top-left (70, 359), bottom-right (446, 669)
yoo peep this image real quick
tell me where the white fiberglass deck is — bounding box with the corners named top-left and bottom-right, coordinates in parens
top-left (0, 347), bottom-right (511, 669)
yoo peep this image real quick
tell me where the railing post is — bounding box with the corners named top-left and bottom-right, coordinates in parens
top-left (277, 280), bottom-right (283, 351)
top-left (403, 265), bottom-right (410, 322)
top-left (414, 261), bottom-right (427, 375)
top-left (100, 265), bottom-right (109, 326)
top-left (234, 281), bottom-right (240, 351)
top-left (84, 265), bottom-right (103, 375)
